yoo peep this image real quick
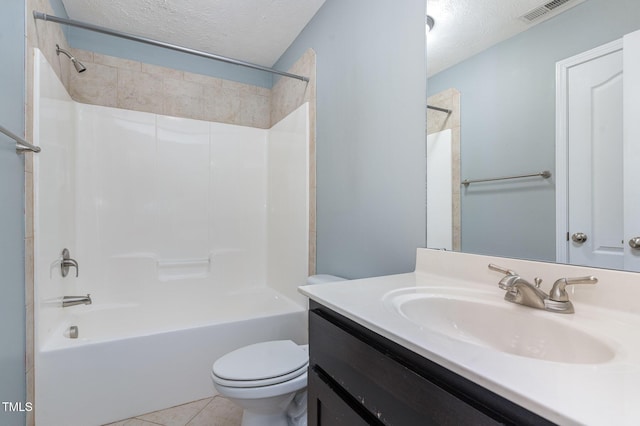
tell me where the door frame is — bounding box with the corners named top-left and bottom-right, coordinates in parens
top-left (555, 38), bottom-right (623, 264)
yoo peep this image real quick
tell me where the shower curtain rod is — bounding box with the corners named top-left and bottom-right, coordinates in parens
top-left (33, 11), bottom-right (310, 83)
top-left (0, 124), bottom-right (41, 153)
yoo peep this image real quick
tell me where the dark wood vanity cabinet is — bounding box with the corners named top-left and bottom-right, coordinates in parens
top-left (307, 301), bottom-right (555, 426)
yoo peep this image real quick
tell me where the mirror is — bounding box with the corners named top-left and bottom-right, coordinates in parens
top-left (426, 0), bottom-right (640, 270)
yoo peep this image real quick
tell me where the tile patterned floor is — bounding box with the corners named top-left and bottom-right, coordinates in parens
top-left (104, 396), bottom-right (242, 426)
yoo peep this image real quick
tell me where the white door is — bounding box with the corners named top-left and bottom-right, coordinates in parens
top-left (623, 29), bottom-right (640, 272)
top-left (567, 44), bottom-right (624, 269)
top-left (557, 29), bottom-right (640, 271)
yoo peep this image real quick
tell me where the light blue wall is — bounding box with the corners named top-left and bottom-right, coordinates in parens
top-left (428, 0), bottom-right (640, 262)
top-left (0, 0), bottom-right (26, 424)
top-left (276, 0), bottom-right (427, 278)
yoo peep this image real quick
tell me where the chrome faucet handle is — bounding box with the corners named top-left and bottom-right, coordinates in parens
top-left (488, 263), bottom-right (517, 276)
top-left (549, 276), bottom-right (598, 302)
top-left (61, 248), bottom-right (79, 277)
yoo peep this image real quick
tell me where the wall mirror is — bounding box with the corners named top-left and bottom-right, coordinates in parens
top-left (426, 0), bottom-right (640, 271)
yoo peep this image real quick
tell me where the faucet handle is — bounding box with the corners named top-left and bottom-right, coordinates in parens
top-left (488, 263), bottom-right (517, 276)
top-left (549, 276), bottom-right (598, 302)
top-left (61, 248), bottom-right (79, 278)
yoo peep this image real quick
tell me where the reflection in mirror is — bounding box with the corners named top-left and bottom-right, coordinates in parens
top-left (426, 0), bottom-right (640, 271)
top-left (427, 90), bottom-right (461, 251)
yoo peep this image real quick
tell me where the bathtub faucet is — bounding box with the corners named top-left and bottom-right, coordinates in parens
top-left (62, 294), bottom-right (92, 308)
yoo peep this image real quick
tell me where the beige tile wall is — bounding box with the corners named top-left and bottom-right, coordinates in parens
top-left (427, 88), bottom-right (461, 251)
top-left (23, 5), bottom-right (317, 422)
top-left (271, 48), bottom-right (317, 275)
top-left (67, 49), bottom-right (272, 129)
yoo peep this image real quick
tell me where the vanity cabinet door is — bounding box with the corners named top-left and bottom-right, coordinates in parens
top-left (309, 309), bottom-right (500, 425)
top-left (308, 367), bottom-right (371, 426)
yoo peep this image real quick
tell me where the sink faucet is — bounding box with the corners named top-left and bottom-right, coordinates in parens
top-left (488, 264), bottom-right (597, 314)
top-left (489, 264), bottom-right (548, 310)
top-left (62, 294), bottom-right (92, 308)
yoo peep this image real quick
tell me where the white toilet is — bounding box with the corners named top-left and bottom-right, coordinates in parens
top-left (210, 274), bottom-right (346, 426)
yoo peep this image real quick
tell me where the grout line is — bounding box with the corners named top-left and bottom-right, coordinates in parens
top-left (184, 397), bottom-right (215, 426)
top-left (128, 397), bottom-right (213, 426)
top-left (131, 419), bottom-right (165, 426)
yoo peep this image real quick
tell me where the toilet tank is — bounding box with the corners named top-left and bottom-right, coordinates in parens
top-left (306, 274), bottom-right (346, 285)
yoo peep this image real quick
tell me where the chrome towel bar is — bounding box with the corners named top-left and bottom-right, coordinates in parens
top-left (462, 170), bottom-right (551, 187)
top-left (0, 124), bottom-right (40, 153)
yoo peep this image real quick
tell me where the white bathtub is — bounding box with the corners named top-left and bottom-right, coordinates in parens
top-left (35, 286), bottom-right (307, 426)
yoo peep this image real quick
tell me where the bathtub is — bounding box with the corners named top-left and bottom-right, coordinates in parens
top-left (35, 286), bottom-right (307, 426)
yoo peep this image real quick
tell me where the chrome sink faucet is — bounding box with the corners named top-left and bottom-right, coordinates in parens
top-left (488, 264), bottom-right (597, 314)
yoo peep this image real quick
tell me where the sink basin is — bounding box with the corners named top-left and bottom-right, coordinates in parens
top-left (384, 289), bottom-right (615, 364)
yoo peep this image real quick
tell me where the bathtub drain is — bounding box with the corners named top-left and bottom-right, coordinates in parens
top-left (66, 325), bottom-right (79, 339)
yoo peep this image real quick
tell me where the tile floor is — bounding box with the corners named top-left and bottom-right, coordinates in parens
top-left (104, 396), bottom-right (241, 426)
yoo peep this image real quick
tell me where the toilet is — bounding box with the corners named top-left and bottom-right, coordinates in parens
top-left (210, 274), bottom-right (346, 426)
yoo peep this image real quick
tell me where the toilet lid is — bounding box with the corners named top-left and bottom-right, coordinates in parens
top-left (212, 340), bottom-right (308, 382)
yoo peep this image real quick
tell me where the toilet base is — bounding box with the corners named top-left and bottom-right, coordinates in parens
top-left (228, 389), bottom-right (307, 426)
top-left (241, 410), bottom-right (289, 426)
top-left (231, 392), bottom-right (296, 426)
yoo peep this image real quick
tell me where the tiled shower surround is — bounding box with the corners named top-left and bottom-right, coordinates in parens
top-left (67, 48), bottom-right (272, 129)
top-left (24, 2), bottom-right (317, 424)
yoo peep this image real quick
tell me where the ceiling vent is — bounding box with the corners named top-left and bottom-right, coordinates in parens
top-left (520, 0), bottom-right (585, 24)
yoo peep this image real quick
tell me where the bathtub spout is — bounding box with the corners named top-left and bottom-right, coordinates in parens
top-left (62, 294), bottom-right (92, 307)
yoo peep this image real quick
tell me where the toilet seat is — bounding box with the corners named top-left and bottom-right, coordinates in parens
top-left (212, 340), bottom-right (308, 388)
top-left (212, 370), bottom-right (308, 400)
top-left (212, 362), bottom-right (308, 387)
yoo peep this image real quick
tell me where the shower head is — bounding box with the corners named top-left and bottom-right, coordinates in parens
top-left (71, 58), bottom-right (87, 73)
top-left (55, 44), bottom-right (86, 73)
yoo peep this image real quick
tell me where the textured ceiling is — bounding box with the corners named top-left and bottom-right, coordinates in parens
top-left (60, 0), bottom-right (326, 67)
top-left (427, 0), bottom-right (584, 76)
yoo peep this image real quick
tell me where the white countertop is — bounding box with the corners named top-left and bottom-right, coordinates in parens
top-left (298, 249), bottom-right (640, 426)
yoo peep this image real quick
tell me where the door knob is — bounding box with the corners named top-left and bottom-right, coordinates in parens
top-left (629, 237), bottom-right (640, 249)
top-left (571, 232), bottom-right (588, 244)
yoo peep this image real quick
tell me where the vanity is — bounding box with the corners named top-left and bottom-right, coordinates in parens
top-left (298, 249), bottom-right (640, 425)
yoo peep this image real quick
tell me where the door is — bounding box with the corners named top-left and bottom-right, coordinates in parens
top-left (567, 43), bottom-right (623, 269)
top-left (557, 29), bottom-right (640, 271)
top-left (623, 29), bottom-right (640, 271)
